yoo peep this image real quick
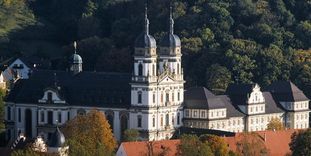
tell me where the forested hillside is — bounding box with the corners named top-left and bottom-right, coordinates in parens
top-left (0, 0), bottom-right (310, 96)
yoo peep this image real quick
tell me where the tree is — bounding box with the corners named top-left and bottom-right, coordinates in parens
top-left (0, 0), bottom-right (36, 38)
top-left (62, 110), bottom-right (117, 156)
top-left (199, 134), bottom-right (229, 156)
top-left (177, 134), bottom-right (213, 156)
top-left (205, 64), bottom-right (232, 94)
top-left (236, 132), bottom-right (269, 156)
top-left (123, 129), bottom-right (140, 142)
top-left (289, 129), bottom-right (311, 156)
top-left (266, 117), bottom-right (284, 131)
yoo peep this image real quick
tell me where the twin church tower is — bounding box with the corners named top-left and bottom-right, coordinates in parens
top-left (130, 5), bottom-right (184, 140)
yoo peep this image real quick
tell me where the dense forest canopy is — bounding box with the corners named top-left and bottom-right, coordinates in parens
top-left (0, 0), bottom-right (310, 96)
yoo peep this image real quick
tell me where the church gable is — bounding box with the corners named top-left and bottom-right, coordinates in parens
top-left (38, 88), bottom-right (66, 104)
top-left (158, 74), bottom-right (175, 84)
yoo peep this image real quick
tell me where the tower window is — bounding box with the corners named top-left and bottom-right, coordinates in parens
top-left (138, 64), bottom-right (143, 76)
top-left (152, 115), bottom-right (155, 127)
top-left (138, 92), bottom-right (142, 104)
top-left (160, 114), bottom-right (163, 126)
top-left (178, 92), bottom-right (180, 101)
top-left (166, 93), bottom-right (169, 103)
top-left (153, 64), bottom-right (155, 76)
top-left (153, 93), bottom-right (156, 103)
top-left (177, 63), bottom-right (180, 74)
top-left (172, 93), bottom-right (174, 102)
top-left (137, 115), bottom-right (142, 128)
top-left (166, 114), bottom-right (169, 126)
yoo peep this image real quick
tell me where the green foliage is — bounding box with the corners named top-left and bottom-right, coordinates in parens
top-left (290, 129), bottom-right (311, 156)
top-left (0, 0), bottom-right (311, 97)
top-left (11, 148), bottom-right (41, 156)
top-left (0, 0), bottom-right (36, 38)
top-left (123, 129), bottom-right (140, 142)
top-left (206, 64), bottom-right (232, 94)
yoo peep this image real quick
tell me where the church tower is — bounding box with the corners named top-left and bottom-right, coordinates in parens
top-left (69, 41), bottom-right (83, 74)
top-left (130, 5), bottom-right (184, 141)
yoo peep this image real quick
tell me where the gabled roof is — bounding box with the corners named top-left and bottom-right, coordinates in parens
top-left (184, 87), bottom-right (226, 109)
top-left (119, 140), bottom-right (180, 156)
top-left (262, 92), bottom-right (284, 114)
top-left (6, 70), bottom-right (131, 108)
top-left (223, 129), bottom-right (299, 156)
top-left (217, 95), bottom-right (244, 117)
top-left (265, 81), bottom-right (309, 102)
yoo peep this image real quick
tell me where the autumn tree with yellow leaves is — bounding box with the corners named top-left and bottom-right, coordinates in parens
top-left (267, 117), bottom-right (284, 131)
top-left (62, 110), bottom-right (117, 156)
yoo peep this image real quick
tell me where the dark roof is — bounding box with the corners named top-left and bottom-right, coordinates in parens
top-left (226, 84), bottom-right (256, 106)
top-left (265, 81), bottom-right (309, 102)
top-left (184, 87), bottom-right (226, 109)
top-left (262, 92), bottom-right (284, 114)
top-left (6, 70), bottom-right (131, 108)
top-left (217, 95), bottom-right (244, 117)
top-left (160, 33), bottom-right (181, 48)
top-left (48, 127), bottom-right (65, 147)
top-left (135, 33), bottom-right (156, 48)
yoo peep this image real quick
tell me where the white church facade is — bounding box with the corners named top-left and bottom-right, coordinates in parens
top-left (3, 6), bottom-right (310, 144)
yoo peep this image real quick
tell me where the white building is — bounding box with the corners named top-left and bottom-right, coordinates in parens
top-left (183, 83), bottom-right (310, 132)
top-left (4, 6), bottom-right (183, 142)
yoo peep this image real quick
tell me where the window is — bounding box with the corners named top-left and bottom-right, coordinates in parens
top-left (166, 93), bottom-right (169, 103)
top-left (153, 93), bottom-right (156, 103)
top-left (211, 112), bottom-right (214, 117)
top-left (177, 113), bottom-right (180, 125)
top-left (47, 92), bottom-right (52, 102)
top-left (222, 111), bottom-right (224, 116)
top-left (161, 93), bottom-right (163, 103)
top-left (201, 111), bottom-right (205, 118)
top-left (172, 93), bottom-right (174, 102)
top-left (137, 115), bottom-right (142, 128)
top-left (67, 111), bottom-right (70, 121)
top-left (177, 92), bottom-right (180, 101)
top-left (138, 92), bottom-right (142, 104)
top-left (138, 64), bottom-right (143, 76)
top-left (177, 63), bottom-right (180, 74)
top-left (152, 64), bottom-right (155, 76)
top-left (18, 108), bottom-right (21, 122)
top-left (160, 115), bottom-right (163, 126)
top-left (58, 112), bottom-right (62, 123)
top-left (261, 106), bottom-right (263, 111)
top-left (152, 115), bottom-right (155, 127)
top-left (185, 110), bottom-right (189, 117)
top-left (194, 111), bottom-right (197, 117)
top-left (250, 107), bottom-right (253, 112)
top-left (41, 111), bottom-right (45, 122)
top-left (48, 111), bottom-right (53, 125)
top-left (171, 113), bottom-right (175, 124)
top-left (166, 114), bottom-right (169, 126)
top-left (7, 107), bottom-right (11, 120)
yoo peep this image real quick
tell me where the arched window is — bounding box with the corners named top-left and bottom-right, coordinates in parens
top-left (107, 114), bottom-right (114, 130)
top-left (40, 111), bottom-right (45, 122)
top-left (177, 63), bottom-right (180, 74)
top-left (137, 115), bottom-right (142, 128)
top-left (171, 113), bottom-right (175, 124)
top-left (152, 115), bottom-right (155, 127)
top-left (153, 93), bottom-right (156, 103)
top-left (138, 91), bottom-right (142, 104)
top-left (177, 92), bottom-right (180, 101)
top-left (166, 114), bottom-right (169, 126)
top-left (166, 93), bottom-right (169, 103)
top-left (177, 113), bottom-right (180, 125)
top-left (58, 112), bottom-right (62, 123)
top-left (138, 64), bottom-right (143, 76)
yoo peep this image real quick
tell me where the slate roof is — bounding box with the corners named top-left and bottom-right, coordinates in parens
top-left (48, 127), bottom-right (65, 147)
top-left (262, 92), bottom-right (284, 114)
top-left (225, 84), bottom-right (255, 106)
top-left (265, 81), bottom-right (309, 102)
top-left (217, 95), bottom-right (244, 117)
top-left (6, 70), bottom-right (131, 108)
top-left (184, 87), bottom-right (226, 109)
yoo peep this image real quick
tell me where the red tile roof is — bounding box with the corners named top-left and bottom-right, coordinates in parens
top-left (120, 139), bottom-right (180, 156)
top-left (223, 129), bottom-right (300, 156)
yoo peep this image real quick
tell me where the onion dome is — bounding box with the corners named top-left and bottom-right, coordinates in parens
top-left (48, 126), bottom-right (66, 147)
top-left (135, 6), bottom-right (156, 48)
top-left (69, 41), bottom-right (83, 64)
top-left (160, 6), bottom-right (181, 48)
